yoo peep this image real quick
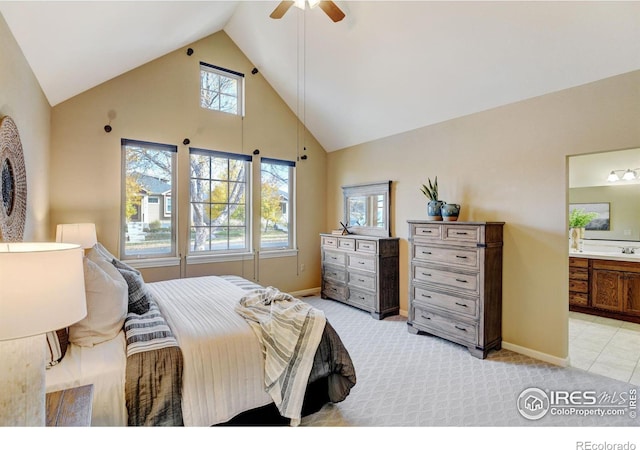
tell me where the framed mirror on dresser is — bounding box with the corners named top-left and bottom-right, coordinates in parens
top-left (320, 181), bottom-right (399, 319)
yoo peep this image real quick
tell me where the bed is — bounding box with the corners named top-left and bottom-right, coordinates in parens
top-left (45, 244), bottom-right (356, 426)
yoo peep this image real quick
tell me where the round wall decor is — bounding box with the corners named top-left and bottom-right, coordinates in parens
top-left (0, 116), bottom-right (27, 241)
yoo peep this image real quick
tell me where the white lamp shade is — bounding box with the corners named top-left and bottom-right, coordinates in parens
top-left (0, 242), bottom-right (87, 341)
top-left (56, 223), bottom-right (97, 249)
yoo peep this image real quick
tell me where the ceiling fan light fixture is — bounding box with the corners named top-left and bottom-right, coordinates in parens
top-left (308, 0), bottom-right (322, 8)
top-left (294, 0), bottom-right (306, 10)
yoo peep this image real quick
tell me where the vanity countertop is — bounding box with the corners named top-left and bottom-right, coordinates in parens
top-left (569, 250), bottom-right (640, 262)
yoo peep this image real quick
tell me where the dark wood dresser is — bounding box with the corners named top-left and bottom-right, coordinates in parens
top-left (407, 220), bottom-right (504, 358)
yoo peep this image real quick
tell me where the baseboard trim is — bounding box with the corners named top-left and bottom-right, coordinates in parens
top-left (291, 287), bottom-right (321, 298)
top-left (502, 341), bottom-right (569, 367)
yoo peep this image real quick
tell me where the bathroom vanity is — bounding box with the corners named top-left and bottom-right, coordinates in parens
top-left (569, 250), bottom-right (640, 324)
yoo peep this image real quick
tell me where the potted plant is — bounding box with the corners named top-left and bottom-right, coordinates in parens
top-left (569, 208), bottom-right (598, 252)
top-left (420, 177), bottom-right (443, 221)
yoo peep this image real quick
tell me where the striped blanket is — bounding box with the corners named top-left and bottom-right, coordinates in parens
top-left (124, 298), bottom-right (183, 426)
top-left (236, 286), bottom-right (326, 426)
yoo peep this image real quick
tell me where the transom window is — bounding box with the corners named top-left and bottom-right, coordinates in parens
top-left (200, 62), bottom-right (244, 116)
top-left (189, 148), bottom-right (252, 253)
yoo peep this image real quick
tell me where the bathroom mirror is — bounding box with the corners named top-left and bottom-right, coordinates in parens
top-left (569, 147), bottom-right (640, 241)
top-left (343, 181), bottom-right (391, 237)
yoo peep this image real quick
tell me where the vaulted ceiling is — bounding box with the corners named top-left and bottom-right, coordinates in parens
top-left (1, 1), bottom-right (640, 152)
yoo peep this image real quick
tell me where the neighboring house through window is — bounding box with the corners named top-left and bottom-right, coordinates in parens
top-left (260, 158), bottom-right (295, 251)
top-left (121, 139), bottom-right (177, 259)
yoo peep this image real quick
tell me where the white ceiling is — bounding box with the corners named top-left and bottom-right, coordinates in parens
top-left (1, 1), bottom-right (640, 152)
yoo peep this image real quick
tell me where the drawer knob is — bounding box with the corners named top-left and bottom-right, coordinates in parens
top-left (357, 278), bottom-right (365, 283)
top-left (421, 251), bottom-right (432, 255)
top-left (456, 255), bottom-right (468, 259)
top-left (455, 325), bottom-right (467, 332)
top-left (421, 293), bottom-right (432, 299)
top-left (421, 272), bottom-right (431, 277)
top-left (455, 232), bottom-right (468, 235)
top-left (455, 302), bottom-right (468, 308)
top-left (420, 314), bottom-right (432, 320)
top-left (455, 278), bottom-right (468, 283)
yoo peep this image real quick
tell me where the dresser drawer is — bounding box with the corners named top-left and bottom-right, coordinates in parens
top-left (413, 245), bottom-right (479, 269)
top-left (322, 280), bottom-right (348, 302)
top-left (348, 254), bottom-right (376, 272)
top-left (322, 236), bottom-right (338, 248)
top-left (569, 279), bottom-right (588, 293)
top-left (338, 238), bottom-right (355, 250)
top-left (412, 304), bottom-right (478, 345)
top-left (348, 288), bottom-right (376, 310)
top-left (322, 265), bottom-right (347, 283)
top-left (412, 285), bottom-right (478, 319)
top-left (323, 250), bottom-right (346, 266)
top-left (569, 257), bottom-right (588, 268)
top-left (569, 267), bottom-right (588, 281)
top-left (411, 223), bottom-right (442, 241)
top-left (443, 225), bottom-right (480, 244)
top-left (569, 291), bottom-right (588, 306)
top-left (356, 239), bottom-right (377, 253)
top-left (348, 271), bottom-right (376, 291)
top-left (413, 264), bottom-right (479, 294)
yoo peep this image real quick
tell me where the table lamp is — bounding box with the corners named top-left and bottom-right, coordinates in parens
top-left (55, 223), bottom-right (97, 249)
top-left (0, 242), bottom-right (87, 426)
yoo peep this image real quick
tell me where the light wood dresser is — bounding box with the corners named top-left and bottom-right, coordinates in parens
top-left (320, 233), bottom-right (399, 319)
top-left (407, 220), bottom-right (504, 358)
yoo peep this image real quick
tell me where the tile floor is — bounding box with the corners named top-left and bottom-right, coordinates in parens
top-left (569, 311), bottom-right (640, 386)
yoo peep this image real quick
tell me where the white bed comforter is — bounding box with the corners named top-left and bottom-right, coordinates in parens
top-left (146, 275), bottom-right (272, 426)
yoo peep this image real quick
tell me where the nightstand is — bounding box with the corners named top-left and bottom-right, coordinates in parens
top-left (45, 384), bottom-right (94, 426)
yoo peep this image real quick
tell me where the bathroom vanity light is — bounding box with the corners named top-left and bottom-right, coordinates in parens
top-left (607, 168), bottom-right (640, 182)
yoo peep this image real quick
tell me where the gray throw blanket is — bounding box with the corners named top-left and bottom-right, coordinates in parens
top-left (222, 275), bottom-right (356, 418)
top-left (236, 286), bottom-right (326, 426)
top-left (124, 299), bottom-right (183, 426)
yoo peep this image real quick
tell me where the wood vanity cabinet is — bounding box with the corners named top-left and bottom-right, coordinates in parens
top-left (320, 234), bottom-right (399, 319)
top-left (591, 259), bottom-right (640, 318)
top-left (569, 257), bottom-right (589, 307)
top-left (569, 257), bottom-right (640, 323)
top-left (406, 220), bottom-right (504, 359)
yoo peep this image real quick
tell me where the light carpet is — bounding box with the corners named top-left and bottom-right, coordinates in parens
top-left (300, 296), bottom-right (639, 427)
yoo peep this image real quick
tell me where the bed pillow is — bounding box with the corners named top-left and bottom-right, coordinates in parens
top-left (115, 267), bottom-right (151, 315)
top-left (45, 328), bottom-right (69, 368)
top-left (69, 257), bottom-right (128, 347)
top-left (90, 242), bottom-right (141, 275)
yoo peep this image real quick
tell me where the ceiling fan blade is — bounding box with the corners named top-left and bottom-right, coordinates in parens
top-left (270, 1), bottom-right (295, 19)
top-left (318, 1), bottom-right (345, 22)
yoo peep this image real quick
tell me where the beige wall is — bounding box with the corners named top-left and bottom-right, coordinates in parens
top-left (327, 70), bottom-right (640, 360)
top-left (50, 31), bottom-right (326, 292)
top-left (0, 14), bottom-right (51, 241)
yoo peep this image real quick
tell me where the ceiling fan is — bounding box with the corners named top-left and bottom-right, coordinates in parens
top-left (270, 1), bottom-right (346, 22)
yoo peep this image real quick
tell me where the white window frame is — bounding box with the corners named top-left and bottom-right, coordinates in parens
top-left (120, 139), bottom-right (177, 261)
top-left (259, 157), bottom-right (296, 255)
top-left (187, 148), bottom-right (253, 260)
top-left (199, 62), bottom-right (245, 116)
